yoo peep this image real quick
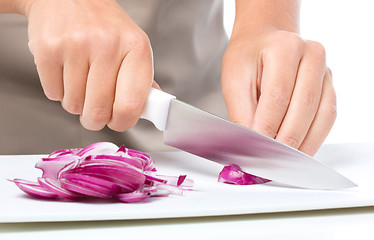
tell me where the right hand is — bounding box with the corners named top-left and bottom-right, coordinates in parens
top-left (25, 0), bottom-right (154, 131)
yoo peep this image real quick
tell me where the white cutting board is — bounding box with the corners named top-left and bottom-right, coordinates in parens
top-left (1, 142), bottom-right (374, 223)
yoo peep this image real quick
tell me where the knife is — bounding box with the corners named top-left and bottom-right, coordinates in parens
top-left (141, 88), bottom-right (356, 190)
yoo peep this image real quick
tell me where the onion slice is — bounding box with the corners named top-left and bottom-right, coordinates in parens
top-left (37, 177), bottom-right (81, 199)
top-left (10, 179), bottom-right (58, 198)
top-left (117, 192), bottom-right (150, 203)
top-left (218, 164), bottom-right (271, 185)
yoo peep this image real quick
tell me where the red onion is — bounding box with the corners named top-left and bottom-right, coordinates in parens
top-left (10, 142), bottom-right (193, 203)
top-left (218, 164), bottom-right (271, 185)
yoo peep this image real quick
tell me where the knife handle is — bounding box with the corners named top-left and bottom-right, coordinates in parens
top-left (140, 87), bottom-right (176, 131)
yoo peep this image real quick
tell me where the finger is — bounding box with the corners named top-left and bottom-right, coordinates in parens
top-left (107, 45), bottom-right (153, 132)
top-left (275, 42), bottom-right (326, 149)
top-left (299, 69), bottom-right (336, 156)
top-left (151, 80), bottom-right (162, 90)
top-left (34, 59), bottom-right (64, 101)
top-left (29, 40), bottom-right (64, 101)
top-left (61, 51), bottom-right (89, 115)
top-left (80, 54), bottom-right (121, 131)
top-left (251, 50), bottom-right (301, 138)
top-left (221, 53), bottom-right (258, 128)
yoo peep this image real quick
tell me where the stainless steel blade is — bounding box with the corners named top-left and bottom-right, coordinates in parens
top-left (164, 100), bottom-right (356, 190)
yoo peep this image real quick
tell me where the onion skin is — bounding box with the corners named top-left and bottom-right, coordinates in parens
top-left (11, 142), bottom-right (192, 203)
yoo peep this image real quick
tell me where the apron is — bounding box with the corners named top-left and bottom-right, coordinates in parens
top-left (0, 0), bottom-right (228, 154)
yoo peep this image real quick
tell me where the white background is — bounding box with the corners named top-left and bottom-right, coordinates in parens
top-left (223, 0), bottom-right (374, 145)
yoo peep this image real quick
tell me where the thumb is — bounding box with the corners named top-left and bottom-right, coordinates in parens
top-left (221, 54), bottom-right (258, 129)
top-left (151, 79), bottom-right (162, 90)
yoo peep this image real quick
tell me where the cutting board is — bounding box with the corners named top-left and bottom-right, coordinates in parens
top-left (1, 142), bottom-right (373, 223)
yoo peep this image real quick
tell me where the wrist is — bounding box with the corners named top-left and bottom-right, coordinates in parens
top-left (0, 0), bottom-right (33, 16)
top-left (231, 0), bottom-right (300, 39)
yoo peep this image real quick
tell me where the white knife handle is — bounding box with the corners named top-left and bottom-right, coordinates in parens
top-left (140, 88), bottom-right (176, 131)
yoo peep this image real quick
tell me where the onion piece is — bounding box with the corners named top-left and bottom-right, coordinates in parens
top-left (49, 148), bottom-right (81, 158)
top-left (218, 164), bottom-right (271, 185)
top-left (37, 177), bottom-right (81, 199)
top-left (8, 178), bottom-right (40, 187)
top-left (36, 155), bottom-right (81, 179)
top-left (117, 192), bottom-right (150, 203)
top-left (77, 142), bottom-right (119, 157)
top-left (153, 175), bottom-right (194, 187)
top-left (13, 180), bottom-right (58, 198)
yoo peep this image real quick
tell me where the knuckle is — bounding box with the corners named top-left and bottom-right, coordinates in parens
top-left (306, 40), bottom-right (326, 60)
top-left (125, 30), bottom-right (151, 53)
top-left (107, 123), bottom-right (122, 132)
top-left (328, 104), bottom-right (337, 119)
top-left (326, 67), bottom-right (333, 78)
top-left (27, 40), bottom-right (37, 55)
top-left (229, 116), bottom-right (251, 129)
top-left (113, 101), bottom-right (141, 119)
top-left (301, 89), bottom-right (319, 110)
top-left (108, 120), bottom-right (135, 132)
top-left (271, 31), bottom-right (305, 52)
top-left (66, 32), bottom-right (88, 51)
top-left (322, 86), bottom-right (337, 120)
top-left (111, 101), bottom-right (142, 131)
top-left (30, 37), bottom-right (62, 63)
top-left (100, 33), bottom-right (121, 52)
top-left (62, 100), bottom-right (83, 115)
top-left (269, 87), bottom-right (291, 108)
top-left (259, 122), bottom-right (278, 138)
top-left (325, 98), bottom-right (337, 120)
top-left (89, 30), bottom-right (121, 55)
top-left (40, 37), bottom-right (61, 55)
top-left (280, 135), bottom-right (301, 149)
top-left (85, 107), bottom-right (111, 126)
top-left (44, 89), bottom-right (62, 101)
top-left (323, 103), bottom-right (337, 122)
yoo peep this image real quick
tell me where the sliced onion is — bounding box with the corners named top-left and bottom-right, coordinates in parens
top-left (9, 178), bottom-right (40, 187)
top-left (36, 155), bottom-right (81, 179)
top-left (93, 155), bottom-right (144, 170)
top-left (117, 192), bottom-right (150, 203)
top-left (218, 164), bottom-right (271, 185)
top-left (77, 142), bottom-right (119, 157)
top-left (37, 177), bottom-right (81, 199)
top-left (60, 173), bottom-right (120, 193)
top-left (60, 178), bottom-right (113, 199)
top-left (151, 174), bottom-right (194, 187)
top-left (152, 184), bottom-right (183, 196)
top-left (48, 148), bottom-right (81, 158)
top-left (145, 175), bottom-right (167, 184)
top-left (12, 180), bottom-right (58, 198)
top-left (11, 142), bottom-right (192, 203)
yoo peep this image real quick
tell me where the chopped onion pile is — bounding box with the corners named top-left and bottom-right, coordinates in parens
top-left (10, 142), bottom-right (193, 203)
top-left (218, 164), bottom-right (271, 185)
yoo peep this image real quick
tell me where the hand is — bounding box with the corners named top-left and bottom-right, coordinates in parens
top-left (25, 0), bottom-right (155, 131)
top-left (221, 29), bottom-right (336, 156)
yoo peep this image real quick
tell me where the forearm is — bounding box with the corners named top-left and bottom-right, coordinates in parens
top-left (0, 0), bottom-right (29, 15)
top-left (233, 0), bottom-right (300, 37)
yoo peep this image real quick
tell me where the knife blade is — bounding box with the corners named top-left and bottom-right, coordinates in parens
top-left (141, 88), bottom-right (356, 190)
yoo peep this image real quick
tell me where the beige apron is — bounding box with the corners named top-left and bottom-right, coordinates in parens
top-left (0, 0), bottom-right (228, 154)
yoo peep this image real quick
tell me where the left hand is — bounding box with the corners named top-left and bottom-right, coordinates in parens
top-left (221, 29), bottom-right (336, 156)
